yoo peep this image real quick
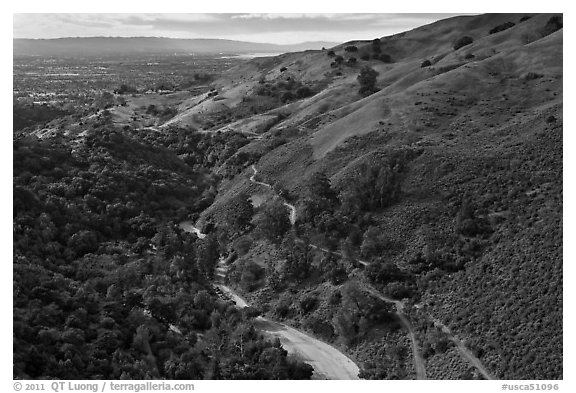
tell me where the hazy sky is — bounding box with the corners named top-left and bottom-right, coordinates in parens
top-left (13, 13), bottom-right (464, 44)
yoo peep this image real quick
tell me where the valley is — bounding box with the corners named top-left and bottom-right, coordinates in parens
top-left (13, 13), bottom-right (563, 381)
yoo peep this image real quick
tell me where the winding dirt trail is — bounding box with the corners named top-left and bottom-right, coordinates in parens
top-left (250, 165), bottom-right (296, 225)
top-left (250, 165), bottom-right (366, 263)
top-left (249, 164), bottom-right (272, 189)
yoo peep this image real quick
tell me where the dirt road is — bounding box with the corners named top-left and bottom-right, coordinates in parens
top-left (180, 225), bottom-right (360, 380)
top-left (219, 287), bottom-right (359, 379)
top-left (214, 256), bottom-right (359, 379)
top-left (254, 316), bottom-right (360, 380)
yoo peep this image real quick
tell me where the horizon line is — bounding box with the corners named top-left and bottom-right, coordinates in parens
top-left (13, 36), bottom-right (339, 44)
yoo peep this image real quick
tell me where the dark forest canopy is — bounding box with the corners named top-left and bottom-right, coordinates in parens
top-left (13, 125), bottom-right (312, 379)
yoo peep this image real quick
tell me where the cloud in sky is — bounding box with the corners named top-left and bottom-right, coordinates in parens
top-left (13, 13), bottom-right (464, 44)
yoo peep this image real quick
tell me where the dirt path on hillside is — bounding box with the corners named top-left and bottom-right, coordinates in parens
top-left (250, 165), bottom-right (296, 225)
top-left (429, 315), bottom-right (495, 380)
top-left (363, 286), bottom-right (427, 380)
top-left (250, 164), bottom-right (273, 189)
top-left (307, 243), bottom-right (369, 267)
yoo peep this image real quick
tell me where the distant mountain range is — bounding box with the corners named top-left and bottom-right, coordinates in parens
top-left (13, 37), bottom-right (338, 57)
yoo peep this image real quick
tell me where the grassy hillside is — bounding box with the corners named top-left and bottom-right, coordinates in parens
top-left (193, 13), bottom-right (562, 380)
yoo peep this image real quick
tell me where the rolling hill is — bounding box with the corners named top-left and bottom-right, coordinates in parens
top-left (179, 13), bottom-right (562, 379)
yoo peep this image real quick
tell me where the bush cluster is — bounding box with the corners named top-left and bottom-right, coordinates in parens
top-left (489, 21), bottom-right (516, 35)
top-left (255, 77), bottom-right (316, 103)
top-left (357, 66), bottom-right (379, 96)
top-left (453, 36), bottom-right (473, 50)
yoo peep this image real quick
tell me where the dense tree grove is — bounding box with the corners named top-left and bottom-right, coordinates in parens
top-left (13, 101), bottom-right (70, 131)
top-left (13, 124), bottom-right (313, 379)
top-left (129, 125), bottom-right (251, 177)
top-left (254, 199), bottom-right (291, 244)
top-left (295, 149), bottom-right (417, 253)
